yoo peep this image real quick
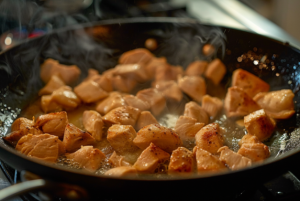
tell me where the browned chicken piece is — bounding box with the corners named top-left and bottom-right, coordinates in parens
top-left (35, 111), bottom-right (68, 139)
top-left (123, 95), bottom-right (150, 111)
top-left (113, 64), bottom-right (148, 82)
top-left (16, 134), bottom-right (65, 163)
top-left (40, 58), bottom-right (81, 84)
top-left (145, 57), bottom-right (168, 79)
top-left (204, 59), bottom-right (227, 85)
top-left (238, 134), bottom-right (260, 146)
top-left (82, 110), bottom-right (104, 141)
top-left (178, 75), bottom-right (206, 102)
top-left (107, 125), bottom-right (138, 153)
top-left (218, 146), bottom-right (252, 170)
top-left (232, 69), bottom-right (270, 98)
top-left (135, 111), bottom-right (158, 131)
top-left (95, 74), bottom-right (114, 92)
top-left (183, 101), bottom-right (209, 125)
top-left (119, 48), bottom-right (154, 65)
top-left (244, 109), bottom-right (276, 141)
top-left (253, 89), bottom-right (295, 119)
top-left (133, 142), bottom-right (170, 173)
top-left (63, 123), bottom-right (95, 152)
top-left (155, 65), bottom-right (184, 82)
top-left (193, 146), bottom-right (226, 172)
top-left (152, 80), bottom-right (183, 102)
top-left (38, 75), bottom-right (65, 96)
top-left (224, 86), bottom-right (260, 118)
top-left (109, 151), bottom-right (131, 167)
top-left (113, 75), bottom-right (137, 93)
top-left (74, 80), bottom-right (108, 103)
top-left (66, 146), bottom-right (106, 172)
top-left (3, 130), bottom-right (28, 147)
top-left (174, 116), bottom-right (205, 141)
top-left (136, 88), bottom-right (166, 116)
top-left (104, 166), bottom-right (138, 177)
top-left (84, 68), bottom-right (99, 81)
top-left (133, 124), bottom-right (182, 153)
top-left (185, 61), bottom-right (208, 76)
top-left (103, 106), bottom-right (141, 127)
top-left (96, 92), bottom-right (126, 115)
top-left (202, 95), bottom-right (223, 118)
top-left (11, 117), bottom-right (42, 135)
top-left (237, 135), bottom-right (270, 162)
top-left (168, 147), bottom-right (195, 174)
top-left (52, 86), bottom-right (81, 110)
top-left (40, 95), bottom-right (63, 113)
top-left (195, 123), bottom-right (224, 154)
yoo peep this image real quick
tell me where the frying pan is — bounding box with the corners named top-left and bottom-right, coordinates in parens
top-left (0, 17), bottom-right (300, 200)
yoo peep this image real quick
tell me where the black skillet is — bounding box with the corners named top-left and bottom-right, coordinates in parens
top-left (0, 18), bottom-right (300, 200)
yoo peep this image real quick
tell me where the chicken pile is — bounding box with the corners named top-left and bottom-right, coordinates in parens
top-left (3, 48), bottom-right (295, 177)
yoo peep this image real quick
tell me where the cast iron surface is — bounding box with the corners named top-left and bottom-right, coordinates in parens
top-left (0, 18), bottom-right (300, 199)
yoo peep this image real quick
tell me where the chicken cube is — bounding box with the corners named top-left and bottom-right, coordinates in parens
top-left (174, 116), bottom-right (205, 141)
top-left (96, 92), bottom-right (126, 115)
top-left (113, 75), bottom-right (137, 93)
top-left (84, 69), bottom-right (99, 81)
top-left (244, 109), bottom-right (276, 141)
top-left (152, 80), bottom-right (183, 102)
top-left (82, 110), bottom-right (104, 141)
top-left (168, 147), bottom-right (195, 174)
top-left (63, 123), bottom-right (95, 152)
top-left (253, 89), bottom-right (295, 119)
top-left (109, 151), bottom-right (131, 167)
top-left (204, 59), bottom-right (226, 85)
top-left (107, 125), bottom-right (138, 153)
top-left (52, 86), bottom-right (81, 110)
top-left (95, 74), bottom-right (114, 92)
top-left (193, 147), bottom-right (226, 172)
top-left (202, 95), bottom-right (223, 118)
top-left (40, 95), bottom-right (63, 113)
top-left (185, 60), bottom-right (208, 76)
top-left (238, 134), bottom-right (260, 146)
top-left (195, 123), bottom-right (224, 154)
top-left (136, 88), bottom-right (166, 116)
top-left (35, 111), bottom-right (68, 139)
top-left (16, 134), bottom-right (65, 163)
top-left (218, 146), bottom-right (252, 170)
top-left (103, 106), bottom-right (141, 127)
top-left (11, 117), bottom-right (42, 135)
top-left (74, 80), bottom-right (108, 103)
top-left (119, 48), bottom-right (154, 65)
top-left (135, 111), bottom-right (158, 131)
top-left (123, 95), bottom-right (150, 111)
top-left (3, 130), bottom-right (28, 147)
top-left (224, 86), bottom-right (260, 118)
top-left (183, 101), bottom-right (209, 125)
top-left (104, 166), bottom-right (138, 177)
top-left (232, 69), bottom-right (270, 98)
top-left (238, 138), bottom-right (270, 162)
top-left (145, 57), bottom-right (168, 79)
top-left (113, 64), bottom-right (148, 82)
top-left (38, 75), bottom-right (65, 96)
top-left (133, 124), bottom-right (182, 153)
top-left (133, 143), bottom-right (170, 173)
top-left (178, 75), bottom-right (206, 102)
top-left (66, 146), bottom-right (106, 172)
top-left (155, 65), bottom-right (183, 82)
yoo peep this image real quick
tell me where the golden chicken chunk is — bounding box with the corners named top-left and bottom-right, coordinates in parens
top-left (95, 74), bottom-right (114, 92)
top-left (133, 143), bottom-right (170, 173)
top-left (66, 146), bottom-right (106, 172)
top-left (3, 131), bottom-right (26, 147)
top-left (133, 124), bottom-right (182, 153)
top-left (152, 80), bottom-right (183, 102)
top-left (224, 86), bottom-right (260, 118)
top-left (63, 123), bottom-right (95, 152)
top-left (107, 125), bottom-right (138, 153)
top-left (174, 116), bottom-right (205, 141)
top-left (119, 48), bottom-right (154, 65)
top-left (178, 75), bottom-right (206, 102)
top-left (145, 57), bottom-right (167, 79)
top-left (185, 60), bottom-right (208, 76)
top-left (238, 134), bottom-right (260, 146)
top-left (103, 106), bottom-right (141, 127)
top-left (135, 111), bottom-right (158, 131)
top-left (104, 166), bottom-right (138, 177)
top-left (195, 123), bottom-right (224, 154)
top-left (16, 134), bottom-right (65, 163)
top-left (113, 75), bottom-right (137, 93)
top-left (123, 95), bottom-right (150, 111)
top-left (168, 147), bottom-right (195, 174)
top-left (40, 58), bottom-right (81, 84)
top-left (253, 89), bottom-right (295, 119)
top-left (35, 111), bottom-right (68, 139)
top-left (38, 75), bottom-right (65, 96)
top-left (109, 151), bottom-right (131, 167)
top-left (11, 117), bottom-right (42, 135)
top-left (136, 88), bottom-right (166, 116)
top-left (244, 109), bottom-right (276, 141)
top-left (96, 92), bottom-right (126, 115)
top-left (52, 86), bottom-right (81, 110)
top-left (218, 146), bottom-right (252, 170)
top-left (82, 110), bottom-right (104, 141)
top-left (204, 59), bottom-right (226, 85)
top-left (74, 80), bottom-right (108, 103)
top-left (183, 101), bottom-right (209, 125)
top-left (202, 95), bottom-right (223, 118)
top-left (113, 64), bottom-right (148, 82)
top-left (84, 68), bottom-right (99, 81)
top-left (40, 95), bottom-right (63, 113)
top-left (155, 65), bottom-right (183, 82)
top-left (231, 69), bottom-right (270, 98)
top-left (193, 147), bottom-right (226, 172)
